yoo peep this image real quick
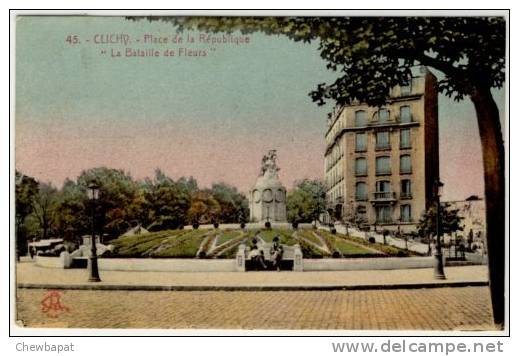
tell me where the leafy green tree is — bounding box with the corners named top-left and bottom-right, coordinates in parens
top-left (77, 167), bottom-right (140, 238)
top-left (176, 175), bottom-right (199, 193)
top-left (31, 182), bottom-right (59, 240)
top-left (187, 191), bottom-right (221, 224)
top-left (209, 182), bottom-right (249, 223)
top-left (418, 202), bottom-right (464, 239)
top-left (53, 178), bottom-right (89, 244)
top-left (287, 179), bottom-right (326, 224)
top-left (142, 169), bottom-right (192, 230)
top-left (15, 171), bottom-right (38, 258)
top-left (135, 16), bottom-right (506, 326)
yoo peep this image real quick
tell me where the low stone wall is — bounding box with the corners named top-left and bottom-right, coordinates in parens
top-left (302, 257), bottom-right (436, 271)
top-left (35, 255), bottom-right (66, 268)
top-left (34, 255), bottom-right (442, 272)
top-left (98, 258), bottom-right (236, 272)
top-left (185, 223), bottom-right (314, 230)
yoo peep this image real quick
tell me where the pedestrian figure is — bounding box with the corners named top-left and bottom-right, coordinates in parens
top-left (249, 245), bottom-right (267, 270)
top-left (270, 236), bottom-right (284, 271)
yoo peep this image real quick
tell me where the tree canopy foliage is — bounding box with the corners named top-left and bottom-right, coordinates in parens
top-left (15, 168), bottom-right (249, 242)
top-left (286, 179), bottom-right (326, 223)
top-left (417, 202), bottom-right (464, 238)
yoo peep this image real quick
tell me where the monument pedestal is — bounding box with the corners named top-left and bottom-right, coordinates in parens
top-left (249, 150), bottom-right (287, 223)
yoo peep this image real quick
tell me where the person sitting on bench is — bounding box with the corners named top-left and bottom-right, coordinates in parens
top-left (249, 245), bottom-right (267, 270)
top-left (270, 236), bottom-right (284, 271)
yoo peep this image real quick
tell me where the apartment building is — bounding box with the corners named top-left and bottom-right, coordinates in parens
top-left (323, 67), bottom-right (439, 233)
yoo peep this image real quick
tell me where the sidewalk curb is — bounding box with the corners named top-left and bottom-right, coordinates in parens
top-left (17, 281), bottom-right (489, 292)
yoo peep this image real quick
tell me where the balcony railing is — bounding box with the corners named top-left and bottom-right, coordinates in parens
top-left (400, 168), bottom-right (412, 174)
top-left (395, 115), bottom-right (414, 124)
top-left (372, 191), bottom-right (397, 201)
top-left (376, 218), bottom-right (394, 224)
top-left (368, 120), bottom-right (393, 127)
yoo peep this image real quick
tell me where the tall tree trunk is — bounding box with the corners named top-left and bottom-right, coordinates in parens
top-left (470, 86), bottom-right (505, 328)
top-left (16, 217), bottom-right (22, 262)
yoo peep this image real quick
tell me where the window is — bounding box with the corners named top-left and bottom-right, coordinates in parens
top-left (400, 154), bottom-right (412, 174)
top-left (376, 131), bottom-right (391, 150)
top-left (355, 110), bottom-right (367, 126)
top-left (400, 106), bottom-right (411, 123)
top-left (355, 182), bottom-right (367, 201)
top-left (355, 157), bottom-right (367, 176)
top-left (400, 128), bottom-right (411, 149)
top-left (355, 132), bottom-right (367, 152)
top-left (400, 81), bottom-right (411, 96)
top-left (376, 180), bottom-right (391, 192)
top-left (401, 179), bottom-right (412, 198)
top-left (374, 180), bottom-right (392, 200)
top-left (376, 156), bottom-right (391, 175)
top-left (376, 206), bottom-right (392, 223)
top-left (400, 204), bottom-right (412, 222)
top-left (377, 109), bottom-right (390, 123)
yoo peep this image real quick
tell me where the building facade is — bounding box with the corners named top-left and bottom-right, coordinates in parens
top-left (323, 67), bottom-right (439, 233)
top-left (444, 196), bottom-right (487, 252)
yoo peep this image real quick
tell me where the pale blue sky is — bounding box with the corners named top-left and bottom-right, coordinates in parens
top-left (15, 16), bottom-right (506, 200)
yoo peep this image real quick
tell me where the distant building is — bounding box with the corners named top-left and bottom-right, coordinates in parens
top-left (323, 67), bottom-right (439, 233)
top-left (444, 196), bottom-right (487, 252)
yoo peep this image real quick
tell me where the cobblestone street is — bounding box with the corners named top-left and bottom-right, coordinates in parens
top-left (16, 287), bottom-right (494, 330)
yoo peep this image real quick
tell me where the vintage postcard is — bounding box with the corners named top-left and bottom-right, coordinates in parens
top-left (12, 11), bottom-right (508, 334)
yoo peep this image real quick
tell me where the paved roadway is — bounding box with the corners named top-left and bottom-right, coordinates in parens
top-left (16, 286), bottom-right (494, 330)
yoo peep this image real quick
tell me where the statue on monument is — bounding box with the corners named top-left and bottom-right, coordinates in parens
top-left (259, 149), bottom-right (280, 177)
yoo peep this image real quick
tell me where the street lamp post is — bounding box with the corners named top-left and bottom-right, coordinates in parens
top-left (87, 181), bottom-right (101, 282)
top-left (433, 180), bottom-right (446, 280)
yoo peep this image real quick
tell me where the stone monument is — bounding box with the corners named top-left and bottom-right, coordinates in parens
top-left (249, 150), bottom-right (287, 222)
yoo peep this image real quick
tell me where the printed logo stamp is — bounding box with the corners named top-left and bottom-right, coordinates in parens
top-left (40, 290), bottom-right (70, 318)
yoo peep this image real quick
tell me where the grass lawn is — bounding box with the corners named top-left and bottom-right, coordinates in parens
top-left (318, 230), bottom-right (415, 257)
top-left (216, 230), bottom-right (256, 259)
top-left (216, 230), bottom-right (243, 245)
top-left (111, 229), bottom-right (208, 258)
top-left (153, 229), bottom-right (208, 257)
top-left (258, 228), bottom-right (297, 245)
top-left (298, 239), bottom-right (326, 258)
top-left (332, 237), bottom-right (380, 256)
top-left (109, 227), bottom-right (418, 259)
top-left (111, 230), bottom-right (183, 256)
top-left (297, 230), bottom-right (325, 246)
